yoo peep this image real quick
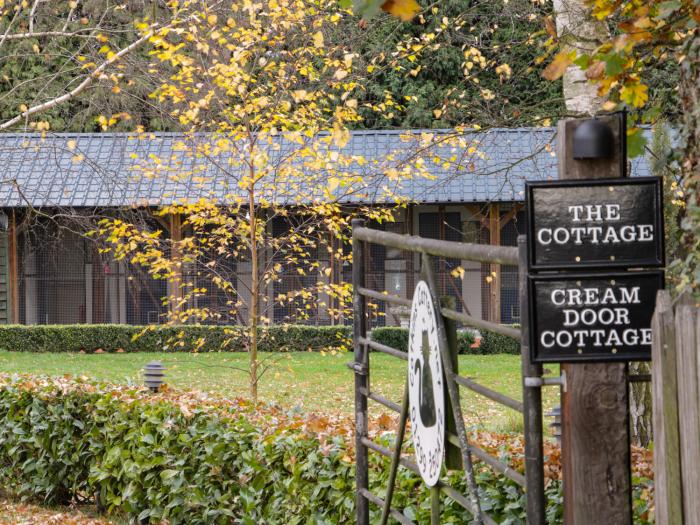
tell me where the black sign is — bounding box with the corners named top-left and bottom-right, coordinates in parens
top-left (528, 271), bottom-right (664, 363)
top-left (526, 177), bottom-right (664, 270)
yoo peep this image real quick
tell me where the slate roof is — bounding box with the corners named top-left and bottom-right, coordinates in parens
top-left (0, 128), bottom-right (652, 208)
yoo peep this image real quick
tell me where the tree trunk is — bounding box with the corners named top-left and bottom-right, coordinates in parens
top-left (248, 187), bottom-right (259, 404)
top-left (552, 0), bottom-right (608, 115)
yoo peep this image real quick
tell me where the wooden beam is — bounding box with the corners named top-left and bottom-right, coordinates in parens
top-left (169, 214), bottom-right (183, 320)
top-left (499, 203), bottom-right (523, 229)
top-left (8, 211), bottom-right (18, 324)
top-left (488, 203), bottom-right (501, 324)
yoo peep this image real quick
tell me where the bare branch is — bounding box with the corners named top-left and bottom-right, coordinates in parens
top-left (0, 28), bottom-right (155, 131)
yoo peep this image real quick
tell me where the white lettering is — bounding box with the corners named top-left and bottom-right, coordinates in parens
top-left (606, 204), bottom-right (621, 221)
top-left (556, 331), bottom-right (573, 347)
top-left (563, 310), bottom-right (578, 327)
top-left (619, 225), bottom-right (636, 242)
top-left (568, 205), bottom-right (584, 221)
top-left (553, 227), bottom-right (570, 244)
top-left (541, 331), bottom-right (556, 348)
top-left (587, 205), bottom-right (603, 221)
top-left (638, 224), bottom-right (654, 241)
top-left (603, 227), bottom-right (620, 244)
top-left (620, 287), bottom-right (640, 304)
top-left (537, 228), bottom-right (552, 245)
top-left (551, 289), bottom-right (566, 306)
top-left (622, 329), bottom-right (639, 345)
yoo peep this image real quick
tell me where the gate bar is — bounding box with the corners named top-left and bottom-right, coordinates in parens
top-left (359, 489), bottom-right (414, 525)
top-left (518, 235), bottom-right (546, 524)
top-left (453, 375), bottom-right (524, 413)
top-left (354, 226), bottom-right (518, 265)
top-left (367, 391), bottom-right (401, 413)
top-left (441, 307), bottom-right (521, 339)
top-left (359, 337), bottom-right (408, 360)
top-left (361, 437), bottom-right (493, 523)
top-left (357, 286), bottom-right (412, 307)
top-left (380, 382), bottom-right (409, 525)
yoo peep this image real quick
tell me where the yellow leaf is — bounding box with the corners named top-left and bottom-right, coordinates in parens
top-left (313, 31), bottom-right (324, 48)
top-left (328, 177), bottom-right (340, 192)
top-left (620, 82), bottom-right (648, 107)
top-left (381, 0), bottom-right (420, 21)
top-left (67, 140), bottom-right (77, 151)
top-left (542, 50), bottom-right (575, 81)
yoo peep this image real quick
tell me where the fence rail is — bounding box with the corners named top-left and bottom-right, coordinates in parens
top-left (352, 220), bottom-right (545, 525)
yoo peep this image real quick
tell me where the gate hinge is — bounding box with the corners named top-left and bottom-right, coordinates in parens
top-left (524, 371), bottom-right (567, 392)
top-left (346, 361), bottom-right (368, 376)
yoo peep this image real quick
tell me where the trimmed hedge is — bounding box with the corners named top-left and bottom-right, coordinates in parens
top-left (0, 324), bottom-right (352, 354)
top-left (371, 326), bottom-right (523, 355)
top-left (0, 376), bottom-right (656, 524)
top-left (0, 376), bottom-right (524, 524)
top-left (478, 326), bottom-right (521, 355)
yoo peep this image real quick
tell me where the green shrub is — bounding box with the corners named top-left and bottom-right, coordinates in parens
top-left (0, 324), bottom-right (351, 354)
top-left (370, 327), bottom-right (409, 352)
top-left (371, 327), bottom-right (475, 354)
top-left (478, 326), bottom-right (521, 355)
top-left (0, 375), bottom-right (654, 524)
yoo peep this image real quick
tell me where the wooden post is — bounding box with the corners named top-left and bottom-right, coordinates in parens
top-left (8, 211), bottom-right (18, 324)
top-left (352, 218), bottom-right (369, 525)
top-left (558, 117), bottom-right (632, 525)
top-left (518, 235), bottom-right (546, 524)
top-left (674, 297), bottom-right (700, 522)
top-left (651, 290), bottom-right (683, 525)
top-left (488, 203), bottom-right (501, 323)
top-left (169, 213), bottom-right (183, 320)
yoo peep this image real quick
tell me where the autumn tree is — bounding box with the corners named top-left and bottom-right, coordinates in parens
top-left (96, 0), bottom-right (437, 402)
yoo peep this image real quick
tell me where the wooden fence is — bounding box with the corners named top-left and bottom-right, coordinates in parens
top-left (652, 290), bottom-right (700, 525)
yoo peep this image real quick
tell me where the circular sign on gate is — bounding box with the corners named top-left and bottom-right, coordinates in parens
top-left (408, 280), bottom-right (446, 487)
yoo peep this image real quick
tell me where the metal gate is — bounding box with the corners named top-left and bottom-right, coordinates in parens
top-left (351, 218), bottom-right (547, 524)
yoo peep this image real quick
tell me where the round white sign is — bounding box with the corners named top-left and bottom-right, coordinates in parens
top-left (408, 280), bottom-right (445, 487)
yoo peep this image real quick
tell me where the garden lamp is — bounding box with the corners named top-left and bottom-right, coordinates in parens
top-left (144, 361), bottom-right (166, 392)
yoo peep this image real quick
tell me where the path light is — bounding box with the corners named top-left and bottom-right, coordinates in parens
top-left (572, 119), bottom-right (614, 159)
top-left (144, 361), bottom-right (165, 392)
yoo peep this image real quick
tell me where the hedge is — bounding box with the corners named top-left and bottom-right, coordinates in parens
top-left (0, 324), bottom-right (352, 354)
top-left (0, 375), bottom-right (655, 524)
top-left (371, 326), bottom-right (524, 355)
top-left (478, 326), bottom-right (521, 355)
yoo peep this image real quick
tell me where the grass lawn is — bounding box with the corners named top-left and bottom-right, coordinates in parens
top-left (0, 351), bottom-right (559, 431)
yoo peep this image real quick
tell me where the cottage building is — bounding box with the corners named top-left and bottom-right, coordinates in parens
top-left (0, 128), bottom-right (652, 328)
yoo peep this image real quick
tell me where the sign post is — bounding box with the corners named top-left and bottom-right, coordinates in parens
top-left (525, 114), bottom-right (665, 524)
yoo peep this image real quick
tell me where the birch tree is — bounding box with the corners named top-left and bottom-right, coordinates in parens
top-left (96, 0), bottom-right (436, 402)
